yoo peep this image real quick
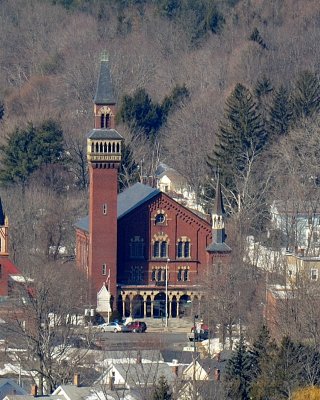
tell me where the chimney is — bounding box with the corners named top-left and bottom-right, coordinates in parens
top-left (214, 368), bottom-right (220, 382)
top-left (109, 376), bottom-right (115, 391)
top-left (73, 373), bottom-right (80, 387)
top-left (31, 385), bottom-right (38, 397)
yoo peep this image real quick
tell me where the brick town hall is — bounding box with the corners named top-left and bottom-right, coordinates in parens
top-left (75, 57), bottom-right (231, 319)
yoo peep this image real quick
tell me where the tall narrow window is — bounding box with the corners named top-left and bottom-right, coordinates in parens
top-left (105, 114), bottom-right (110, 128)
top-left (101, 114), bottom-right (105, 128)
top-left (157, 269), bottom-right (162, 281)
top-left (160, 241), bottom-right (167, 258)
top-left (177, 242), bottom-right (183, 258)
top-left (0, 264), bottom-right (2, 279)
top-left (151, 270), bottom-right (156, 281)
top-left (184, 269), bottom-right (189, 281)
top-left (102, 264), bottom-right (107, 276)
top-left (184, 241), bottom-right (190, 258)
top-left (103, 204), bottom-right (107, 215)
top-left (177, 269), bottom-right (182, 281)
top-left (154, 241), bottom-right (160, 257)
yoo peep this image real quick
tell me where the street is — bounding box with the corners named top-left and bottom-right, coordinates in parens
top-left (94, 331), bottom-right (189, 351)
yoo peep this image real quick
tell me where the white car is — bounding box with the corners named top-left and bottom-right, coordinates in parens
top-left (99, 322), bottom-right (130, 333)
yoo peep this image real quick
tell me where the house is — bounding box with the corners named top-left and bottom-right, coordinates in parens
top-left (0, 199), bottom-right (22, 298)
top-left (0, 378), bottom-right (28, 399)
top-left (270, 200), bottom-right (320, 254)
top-left (75, 57), bottom-right (232, 318)
top-left (155, 163), bottom-right (204, 213)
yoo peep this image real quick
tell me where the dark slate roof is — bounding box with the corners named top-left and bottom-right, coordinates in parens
top-left (213, 176), bottom-right (225, 216)
top-left (94, 58), bottom-right (116, 104)
top-left (87, 129), bottom-right (123, 140)
top-left (206, 242), bottom-right (231, 253)
top-left (0, 198), bottom-right (5, 225)
top-left (75, 183), bottom-right (160, 233)
top-left (118, 183), bottom-right (160, 219)
top-left (161, 349), bottom-right (199, 364)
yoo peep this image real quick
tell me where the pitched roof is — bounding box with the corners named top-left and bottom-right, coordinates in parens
top-left (212, 176), bottom-right (225, 216)
top-left (114, 362), bottom-right (177, 386)
top-left (94, 58), bottom-right (116, 105)
top-left (0, 257), bottom-right (21, 275)
top-left (75, 183), bottom-right (160, 233)
top-left (87, 129), bottom-right (123, 140)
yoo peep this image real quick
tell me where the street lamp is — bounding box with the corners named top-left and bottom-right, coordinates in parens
top-left (165, 258), bottom-right (170, 328)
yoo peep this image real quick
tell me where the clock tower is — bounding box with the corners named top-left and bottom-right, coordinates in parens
top-left (87, 55), bottom-right (123, 306)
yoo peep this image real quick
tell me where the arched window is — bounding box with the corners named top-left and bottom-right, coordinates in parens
top-left (112, 142), bottom-right (116, 152)
top-left (177, 269), bottom-right (182, 281)
top-left (160, 241), bottom-right (167, 258)
top-left (177, 240), bottom-right (191, 258)
top-left (157, 269), bottom-right (162, 281)
top-left (99, 142), bottom-right (103, 152)
top-left (101, 114), bottom-right (105, 128)
top-left (91, 143), bottom-right (94, 153)
top-left (95, 142), bottom-right (99, 152)
top-left (104, 142), bottom-right (107, 152)
top-left (105, 114), bottom-right (110, 128)
top-left (116, 143), bottom-right (120, 152)
top-left (177, 242), bottom-right (183, 258)
top-left (151, 270), bottom-right (156, 281)
top-left (184, 269), bottom-right (189, 281)
top-left (153, 241), bottom-right (160, 257)
top-left (108, 143), bottom-right (112, 152)
top-left (184, 241), bottom-right (190, 258)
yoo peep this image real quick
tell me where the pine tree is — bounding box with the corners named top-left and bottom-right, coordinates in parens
top-left (249, 27), bottom-right (268, 49)
top-left (211, 83), bottom-right (266, 191)
top-left (269, 85), bottom-right (293, 138)
top-left (292, 71), bottom-right (320, 121)
top-left (0, 120), bottom-right (65, 185)
top-left (249, 326), bottom-right (279, 399)
top-left (152, 376), bottom-right (172, 400)
top-left (225, 334), bottom-right (252, 400)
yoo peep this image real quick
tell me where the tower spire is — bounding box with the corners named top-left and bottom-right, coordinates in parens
top-left (206, 177), bottom-right (231, 253)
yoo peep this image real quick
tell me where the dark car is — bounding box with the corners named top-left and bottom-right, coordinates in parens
top-left (126, 321), bottom-right (147, 333)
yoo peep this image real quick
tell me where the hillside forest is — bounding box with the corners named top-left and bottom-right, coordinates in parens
top-left (0, 0), bottom-right (319, 397)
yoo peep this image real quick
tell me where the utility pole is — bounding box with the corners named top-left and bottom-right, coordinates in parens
top-left (193, 314), bottom-right (198, 400)
top-left (165, 258), bottom-right (170, 328)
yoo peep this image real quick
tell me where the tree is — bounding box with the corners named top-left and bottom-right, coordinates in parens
top-left (152, 375), bottom-right (172, 400)
top-left (212, 83), bottom-right (266, 193)
top-left (269, 85), bottom-right (293, 138)
top-left (0, 120), bottom-right (65, 185)
top-left (292, 71), bottom-right (320, 121)
top-left (225, 334), bottom-right (252, 400)
top-left (2, 259), bottom-right (88, 395)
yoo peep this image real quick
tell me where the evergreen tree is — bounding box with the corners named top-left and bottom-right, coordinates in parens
top-left (274, 337), bottom-right (303, 399)
top-left (249, 326), bottom-right (279, 399)
top-left (211, 83), bottom-right (266, 191)
top-left (249, 27), bottom-right (268, 49)
top-left (152, 376), bottom-right (172, 400)
top-left (269, 85), bottom-right (293, 137)
top-left (118, 88), bottom-right (164, 140)
top-left (292, 71), bottom-right (320, 121)
top-left (255, 77), bottom-right (273, 99)
top-left (0, 120), bottom-right (65, 185)
top-left (225, 334), bottom-right (252, 400)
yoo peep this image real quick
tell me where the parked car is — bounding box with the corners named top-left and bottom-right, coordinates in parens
top-left (99, 322), bottom-right (130, 333)
top-left (126, 321), bottom-right (147, 333)
top-left (188, 322), bottom-right (209, 342)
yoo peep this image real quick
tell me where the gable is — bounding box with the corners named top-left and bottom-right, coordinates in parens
top-left (75, 183), bottom-right (209, 233)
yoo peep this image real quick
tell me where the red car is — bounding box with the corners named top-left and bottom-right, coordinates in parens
top-left (126, 321), bottom-right (147, 333)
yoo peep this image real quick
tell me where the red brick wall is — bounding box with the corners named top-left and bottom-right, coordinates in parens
top-left (117, 192), bottom-right (212, 287)
top-left (88, 165), bottom-right (118, 304)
